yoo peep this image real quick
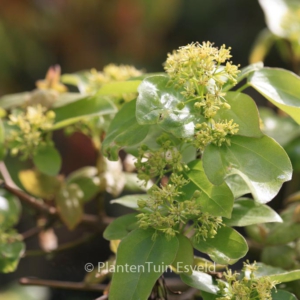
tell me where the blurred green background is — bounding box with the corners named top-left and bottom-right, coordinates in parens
top-left (0, 0), bottom-right (282, 96)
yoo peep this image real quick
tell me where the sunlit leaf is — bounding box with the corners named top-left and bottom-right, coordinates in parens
top-left (193, 226), bottom-right (248, 265)
top-left (223, 198), bottom-right (282, 227)
top-left (249, 68), bottom-right (300, 124)
top-left (202, 135), bottom-right (292, 203)
top-left (180, 271), bottom-right (219, 294)
top-left (19, 169), bottom-right (61, 200)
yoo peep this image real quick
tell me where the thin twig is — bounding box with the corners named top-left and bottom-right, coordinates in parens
top-left (0, 180), bottom-right (57, 214)
top-left (24, 233), bottom-right (96, 257)
top-left (19, 277), bottom-right (106, 292)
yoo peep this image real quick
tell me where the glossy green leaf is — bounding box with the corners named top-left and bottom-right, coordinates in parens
top-left (0, 190), bottom-right (21, 230)
top-left (0, 234), bottom-right (25, 273)
top-left (223, 62), bottom-right (264, 91)
top-left (193, 226), bottom-right (248, 265)
top-left (97, 80), bottom-right (141, 95)
top-left (136, 75), bottom-right (200, 138)
top-left (202, 135), bottom-right (292, 203)
top-left (193, 257), bottom-right (226, 272)
top-left (271, 289), bottom-right (297, 300)
top-left (269, 270), bottom-right (300, 283)
top-left (180, 271), bottom-right (219, 294)
top-left (55, 184), bottom-right (84, 230)
top-left (252, 262), bottom-right (287, 278)
top-left (103, 213), bottom-right (138, 240)
top-left (249, 68), bottom-right (300, 124)
top-left (225, 174), bottom-right (250, 199)
top-left (102, 100), bottom-right (150, 160)
top-left (223, 198), bottom-right (282, 227)
top-left (216, 92), bottom-right (262, 138)
top-left (123, 173), bottom-right (153, 193)
top-left (52, 94), bottom-right (117, 130)
top-left (109, 229), bottom-right (178, 300)
top-left (171, 234), bottom-right (194, 274)
top-left (181, 160), bottom-right (234, 218)
top-left (259, 107), bottom-right (300, 146)
top-left (19, 169), bottom-right (61, 200)
top-left (67, 167), bottom-right (99, 203)
top-left (33, 145), bottom-right (61, 176)
top-left (110, 194), bottom-right (149, 210)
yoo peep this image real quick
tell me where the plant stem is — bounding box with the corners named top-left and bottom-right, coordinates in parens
top-left (236, 83), bottom-right (250, 93)
top-left (19, 278), bottom-right (106, 292)
top-left (24, 233), bottom-right (96, 257)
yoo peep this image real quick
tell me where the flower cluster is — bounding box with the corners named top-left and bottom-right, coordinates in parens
top-left (7, 105), bottom-right (55, 159)
top-left (164, 42), bottom-right (240, 151)
top-left (86, 64), bottom-right (143, 94)
top-left (194, 120), bottom-right (239, 150)
top-left (217, 262), bottom-right (277, 300)
top-left (135, 136), bottom-right (223, 240)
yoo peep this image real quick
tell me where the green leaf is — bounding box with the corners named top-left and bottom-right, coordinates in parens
top-left (51, 93), bottom-right (85, 108)
top-left (225, 174), bottom-right (250, 199)
top-left (103, 213), bottom-right (138, 240)
top-left (55, 184), bottom-right (84, 230)
top-left (180, 271), bottom-right (219, 294)
top-left (262, 245), bottom-right (297, 269)
top-left (259, 107), bottom-right (300, 146)
top-left (269, 270), bottom-right (300, 283)
top-left (97, 80), bottom-right (141, 95)
top-left (67, 167), bottom-right (99, 203)
top-left (52, 94), bottom-right (117, 130)
top-left (223, 62), bottom-right (264, 91)
top-left (216, 92), bottom-right (262, 138)
top-left (223, 198), bottom-right (282, 227)
top-left (202, 135), bottom-right (292, 203)
top-left (136, 75), bottom-right (200, 138)
top-left (249, 68), bottom-right (300, 124)
top-left (0, 190), bottom-right (21, 230)
top-left (110, 194), bottom-right (149, 210)
top-left (201, 291), bottom-right (218, 300)
top-left (102, 100), bottom-right (150, 160)
top-left (181, 160), bottom-right (234, 218)
top-left (0, 234), bottom-right (25, 273)
top-left (266, 220), bottom-right (300, 245)
top-left (33, 145), bottom-right (61, 176)
top-left (109, 229), bottom-right (178, 300)
top-left (171, 234), bottom-right (194, 274)
top-left (193, 226), bottom-right (248, 265)
top-left (271, 289), bottom-right (297, 300)
top-left (18, 169), bottom-right (61, 200)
